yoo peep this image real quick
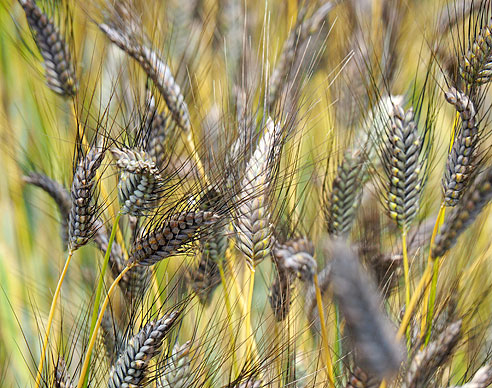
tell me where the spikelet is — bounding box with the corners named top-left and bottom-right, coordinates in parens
top-left (18, 0), bottom-right (77, 96)
top-left (383, 105), bottom-right (425, 230)
top-left (54, 357), bottom-right (73, 388)
top-left (159, 341), bottom-right (192, 388)
top-left (443, 88), bottom-right (480, 206)
top-left (99, 16), bottom-right (190, 133)
top-left (107, 311), bottom-right (180, 388)
top-left (329, 242), bottom-right (404, 379)
top-left (460, 17), bottom-right (492, 88)
top-left (326, 148), bottom-right (366, 236)
top-left (111, 148), bottom-right (162, 215)
top-left (129, 211), bottom-right (219, 266)
top-left (268, 2), bottom-right (335, 106)
top-left (234, 118), bottom-right (280, 268)
top-left (23, 172), bottom-right (71, 247)
top-left (68, 145), bottom-right (105, 250)
top-left (404, 320), bottom-right (462, 388)
top-left (433, 165), bottom-right (492, 258)
top-left (450, 366), bottom-right (492, 388)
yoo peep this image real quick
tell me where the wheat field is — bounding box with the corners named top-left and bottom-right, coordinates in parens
top-left (1, 0), bottom-right (492, 387)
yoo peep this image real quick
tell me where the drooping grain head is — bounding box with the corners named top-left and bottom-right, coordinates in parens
top-left (19, 0), bottom-right (78, 97)
top-left (442, 88), bottom-right (480, 206)
top-left (129, 211), bottom-right (220, 266)
top-left (23, 172), bottom-right (71, 247)
top-left (68, 145), bottom-right (105, 251)
top-left (107, 311), bottom-right (180, 388)
top-left (383, 105), bottom-right (424, 231)
top-left (99, 13), bottom-right (191, 133)
top-left (234, 118), bottom-right (281, 268)
top-left (111, 147), bottom-right (163, 215)
top-left (188, 252), bottom-right (221, 304)
top-left (99, 309), bottom-right (123, 365)
top-left (404, 320), bottom-right (462, 388)
top-left (433, 165), bottom-right (492, 259)
top-left (329, 241), bottom-right (404, 379)
top-left (268, 267), bottom-right (293, 321)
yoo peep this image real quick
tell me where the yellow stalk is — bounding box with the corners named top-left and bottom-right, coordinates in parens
top-left (76, 264), bottom-right (135, 388)
top-left (244, 265), bottom-right (258, 365)
top-left (313, 273), bottom-right (335, 387)
top-left (34, 249), bottom-right (74, 388)
top-left (218, 261), bottom-right (238, 376)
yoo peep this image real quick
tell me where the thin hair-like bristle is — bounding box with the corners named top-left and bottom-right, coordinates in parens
top-left (268, 1), bottom-right (335, 107)
top-left (23, 172), bottom-right (71, 247)
top-left (99, 9), bottom-right (191, 133)
top-left (18, 0), bottom-right (78, 97)
top-left (451, 365), bottom-right (492, 388)
top-left (99, 309), bottom-right (123, 365)
top-left (433, 164), bottom-right (492, 258)
top-left (404, 320), bottom-right (462, 388)
top-left (442, 87), bottom-right (480, 206)
top-left (107, 311), bottom-right (180, 388)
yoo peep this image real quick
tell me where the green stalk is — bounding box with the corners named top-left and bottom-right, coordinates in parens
top-left (81, 211), bottom-right (121, 388)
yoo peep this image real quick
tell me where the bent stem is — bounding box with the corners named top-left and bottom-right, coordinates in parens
top-left (81, 212), bottom-right (121, 388)
top-left (313, 273), bottom-right (335, 388)
top-left (34, 249), bottom-right (74, 388)
top-left (77, 264), bottom-right (135, 388)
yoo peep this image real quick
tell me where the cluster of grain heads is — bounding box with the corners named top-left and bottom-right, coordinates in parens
top-left (329, 241), bottom-right (404, 380)
top-left (107, 310), bottom-right (180, 388)
top-left (460, 17), bottom-right (492, 88)
top-left (18, 0), bottom-right (77, 97)
top-left (404, 320), bottom-right (462, 388)
top-left (54, 357), bottom-right (73, 388)
top-left (158, 341), bottom-right (192, 388)
top-left (269, 238), bottom-right (317, 321)
top-left (69, 144), bottom-right (105, 251)
top-left (382, 105), bottom-right (425, 231)
top-left (23, 172), bottom-right (71, 247)
top-left (129, 211), bottom-right (220, 266)
top-left (234, 118), bottom-right (280, 268)
top-left (433, 164), bottom-right (492, 258)
top-left (111, 147), bottom-right (163, 215)
top-left (442, 88), bottom-right (480, 206)
top-left (325, 147), bottom-right (366, 237)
